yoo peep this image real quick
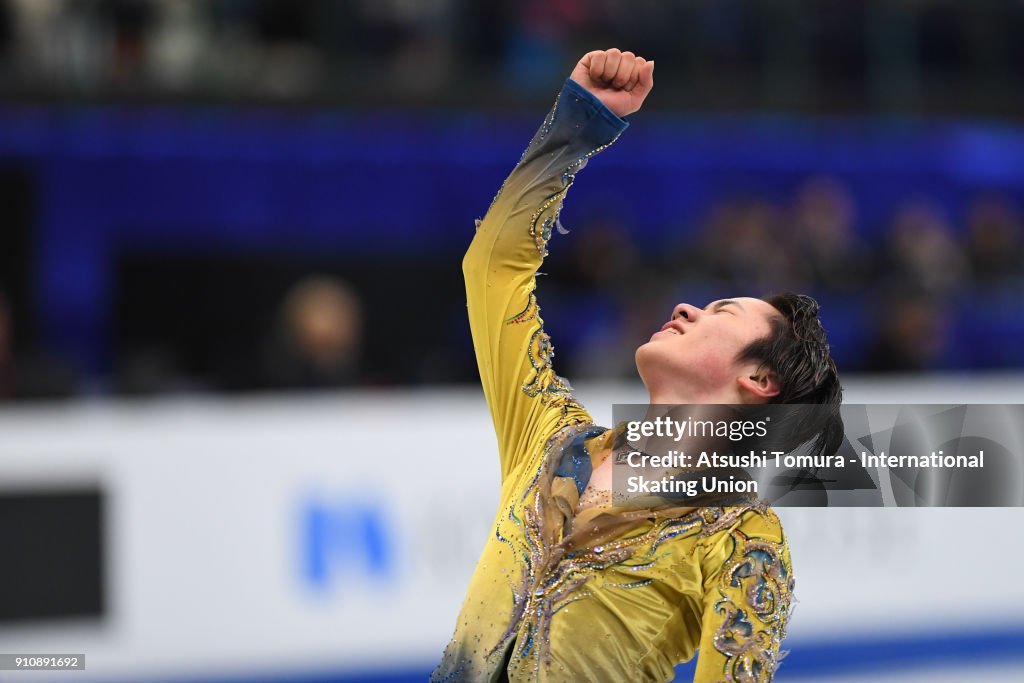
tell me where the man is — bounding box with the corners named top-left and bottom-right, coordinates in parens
top-left (433, 48), bottom-right (842, 683)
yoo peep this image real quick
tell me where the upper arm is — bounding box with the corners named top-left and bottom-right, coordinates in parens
top-left (464, 79), bottom-right (628, 479)
top-left (692, 509), bottom-right (796, 683)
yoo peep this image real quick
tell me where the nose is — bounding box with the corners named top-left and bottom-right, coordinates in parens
top-left (672, 303), bottom-right (701, 322)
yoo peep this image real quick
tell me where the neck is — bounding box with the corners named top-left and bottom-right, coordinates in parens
top-left (646, 384), bottom-right (740, 406)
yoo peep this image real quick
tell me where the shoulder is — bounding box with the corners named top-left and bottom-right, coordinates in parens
top-left (698, 504), bottom-right (786, 545)
top-left (698, 505), bottom-right (792, 588)
top-left (734, 505), bottom-right (786, 543)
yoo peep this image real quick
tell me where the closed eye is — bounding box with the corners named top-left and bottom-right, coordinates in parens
top-left (707, 300), bottom-right (741, 315)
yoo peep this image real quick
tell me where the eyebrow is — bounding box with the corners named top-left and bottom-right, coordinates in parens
top-left (707, 299), bottom-right (745, 313)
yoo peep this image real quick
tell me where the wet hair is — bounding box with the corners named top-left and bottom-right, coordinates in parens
top-left (738, 293), bottom-right (844, 460)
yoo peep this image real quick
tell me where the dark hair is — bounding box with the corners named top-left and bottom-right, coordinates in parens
top-left (738, 293), bottom-right (844, 460)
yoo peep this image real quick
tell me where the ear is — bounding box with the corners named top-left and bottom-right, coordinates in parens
top-left (737, 368), bottom-right (780, 401)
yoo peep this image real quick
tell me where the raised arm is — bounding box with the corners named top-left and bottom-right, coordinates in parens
top-left (465, 49), bottom-right (654, 480)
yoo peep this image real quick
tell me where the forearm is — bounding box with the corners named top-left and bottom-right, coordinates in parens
top-left (464, 77), bottom-right (628, 274)
top-left (463, 78), bottom-right (628, 477)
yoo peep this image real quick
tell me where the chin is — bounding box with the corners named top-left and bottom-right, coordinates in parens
top-left (634, 341), bottom-right (658, 387)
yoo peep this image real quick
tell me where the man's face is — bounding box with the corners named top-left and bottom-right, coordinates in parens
top-left (635, 297), bottom-right (781, 400)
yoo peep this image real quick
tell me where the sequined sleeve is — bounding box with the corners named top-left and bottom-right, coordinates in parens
top-left (463, 78), bottom-right (628, 481)
top-left (692, 509), bottom-right (796, 683)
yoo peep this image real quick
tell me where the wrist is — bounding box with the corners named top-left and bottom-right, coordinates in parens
top-left (563, 78), bottom-right (630, 130)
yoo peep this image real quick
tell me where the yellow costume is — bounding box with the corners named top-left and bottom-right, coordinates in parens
top-left (432, 79), bottom-right (794, 683)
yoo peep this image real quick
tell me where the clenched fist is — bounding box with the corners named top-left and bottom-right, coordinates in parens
top-left (570, 48), bottom-right (654, 118)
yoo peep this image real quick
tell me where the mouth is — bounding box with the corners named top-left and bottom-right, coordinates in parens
top-left (659, 321), bottom-right (685, 335)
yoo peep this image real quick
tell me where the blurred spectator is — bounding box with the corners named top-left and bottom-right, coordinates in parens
top-left (694, 198), bottom-right (807, 294)
top-left (106, 0), bottom-right (154, 88)
top-left (146, 1), bottom-right (208, 91)
top-left (502, 0), bottom-right (588, 92)
top-left (249, 0), bottom-right (326, 98)
top-left (790, 176), bottom-right (873, 294)
top-left (353, 0), bottom-right (456, 97)
top-left (883, 199), bottom-right (968, 295)
top-left (260, 276), bottom-right (363, 389)
top-left (864, 292), bottom-right (951, 372)
top-left (965, 195), bottom-right (1024, 284)
top-left (0, 0), bottom-right (1023, 117)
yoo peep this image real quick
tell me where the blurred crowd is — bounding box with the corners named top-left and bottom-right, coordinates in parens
top-left (2, 1), bottom-right (1024, 115)
top-left (548, 179), bottom-right (1024, 382)
top-left (2, 175), bottom-right (1022, 400)
top-left (1, 1), bottom-right (1024, 400)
